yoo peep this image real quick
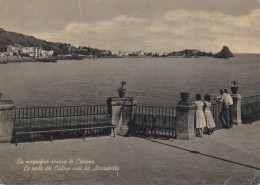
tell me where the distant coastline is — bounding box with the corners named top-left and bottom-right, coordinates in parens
top-left (0, 53), bottom-right (215, 64)
top-left (0, 28), bottom-right (236, 62)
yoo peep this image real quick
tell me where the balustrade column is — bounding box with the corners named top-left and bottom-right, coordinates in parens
top-left (0, 98), bottom-right (15, 143)
top-left (231, 94), bottom-right (242, 125)
top-left (107, 97), bottom-right (137, 136)
top-left (176, 93), bottom-right (196, 140)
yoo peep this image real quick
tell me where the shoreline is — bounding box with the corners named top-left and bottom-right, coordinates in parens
top-left (3, 53), bottom-right (260, 63)
top-left (0, 55), bottom-right (217, 63)
top-left (0, 56), bottom-right (58, 63)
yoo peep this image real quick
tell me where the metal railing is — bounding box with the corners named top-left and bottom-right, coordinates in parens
top-left (11, 94), bottom-right (260, 141)
top-left (13, 105), bottom-right (111, 131)
top-left (133, 105), bottom-right (177, 139)
top-left (242, 95), bottom-right (260, 104)
top-left (210, 95), bottom-right (260, 127)
top-left (210, 102), bottom-right (223, 129)
top-left (241, 95), bottom-right (260, 123)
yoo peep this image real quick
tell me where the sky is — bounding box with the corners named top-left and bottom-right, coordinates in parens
top-left (0, 0), bottom-right (260, 53)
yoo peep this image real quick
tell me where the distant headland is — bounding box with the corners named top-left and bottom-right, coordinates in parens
top-left (0, 28), bottom-right (234, 63)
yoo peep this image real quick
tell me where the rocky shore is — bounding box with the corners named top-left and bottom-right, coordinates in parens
top-left (0, 56), bottom-right (35, 63)
top-left (0, 56), bottom-right (59, 63)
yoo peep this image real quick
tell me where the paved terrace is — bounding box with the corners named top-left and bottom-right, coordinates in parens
top-left (0, 122), bottom-right (259, 185)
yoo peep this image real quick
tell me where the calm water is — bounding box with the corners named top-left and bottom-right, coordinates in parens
top-left (0, 54), bottom-right (259, 107)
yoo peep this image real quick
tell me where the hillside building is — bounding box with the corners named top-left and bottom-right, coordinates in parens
top-left (6, 44), bottom-right (23, 55)
top-left (6, 45), bottom-right (53, 58)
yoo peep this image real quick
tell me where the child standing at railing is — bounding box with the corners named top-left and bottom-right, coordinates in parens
top-left (204, 94), bottom-right (216, 135)
top-left (195, 94), bottom-right (206, 137)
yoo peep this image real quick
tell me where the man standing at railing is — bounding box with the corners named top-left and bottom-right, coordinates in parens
top-left (216, 89), bottom-right (230, 129)
top-left (224, 89), bottom-right (234, 127)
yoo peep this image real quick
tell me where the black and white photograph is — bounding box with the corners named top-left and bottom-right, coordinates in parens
top-left (0, 0), bottom-right (259, 184)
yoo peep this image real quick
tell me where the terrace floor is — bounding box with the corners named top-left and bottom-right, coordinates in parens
top-left (0, 121), bottom-right (259, 185)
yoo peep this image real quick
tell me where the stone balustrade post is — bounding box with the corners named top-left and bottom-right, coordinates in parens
top-left (0, 99), bottom-right (15, 143)
top-left (231, 94), bottom-right (242, 125)
top-left (176, 101), bottom-right (196, 140)
top-left (107, 97), bottom-right (137, 136)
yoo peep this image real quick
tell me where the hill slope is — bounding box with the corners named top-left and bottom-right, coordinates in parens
top-left (0, 28), bottom-right (106, 55)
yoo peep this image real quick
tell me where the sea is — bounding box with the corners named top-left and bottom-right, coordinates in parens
top-left (0, 54), bottom-right (259, 107)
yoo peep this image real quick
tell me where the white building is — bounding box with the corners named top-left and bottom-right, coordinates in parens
top-left (21, 47), bottom-right (41, 58)
top-left (6, 45), bottom-right (53, 58)
top-left (0, 53), bottom-right (6, 57)
top-left (6, 44), bottom-right (22, 55)
top-left (40, 49), bottom-right (53, 57)
top-left (48, 50), bottom-right (54, 56)
top-left (112, 50), bottom-right (129, 57)
top-left (138, 50), bottom-right (144, 56)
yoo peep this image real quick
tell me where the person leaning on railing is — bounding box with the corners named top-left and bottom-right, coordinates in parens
top-left (215, 89), bottom-right (231, 129)
top-left (224, 89), bottom-right (234, 127)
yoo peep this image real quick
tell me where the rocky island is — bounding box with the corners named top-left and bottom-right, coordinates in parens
top-left (214, 45), bottom-right (234, 59)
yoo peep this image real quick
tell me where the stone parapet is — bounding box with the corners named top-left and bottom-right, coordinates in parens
top-left (107, 97), bottom-right (137, 136)
top-left (176, 101), bottom-right (196, 140)
top-left (0, 100), bottom-right (15, 110)
top-left (231, 94), bottom-right (242, 125)
top-left (0, 100), bottom-right (15, 143)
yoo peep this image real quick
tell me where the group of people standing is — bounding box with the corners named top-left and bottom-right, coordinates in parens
top-left (194, 89), bottom-right (234, 138)
top-left (195, 94), bottom-right (216, 137)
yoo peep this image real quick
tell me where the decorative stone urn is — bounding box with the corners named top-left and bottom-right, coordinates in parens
top-left (231, 86), bottom-right (238, 94)
top-left (117, 81), bottom-right (126, 98)
top-left (231, 80), bottom-right (238, 94)
top-left (118, 89), bottom-right (126, 98)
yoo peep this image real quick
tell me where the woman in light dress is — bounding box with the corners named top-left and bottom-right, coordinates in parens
top-left (204, 94), bottom-right (216, 135)
top-left (195, 94), bottom-right (206, 137)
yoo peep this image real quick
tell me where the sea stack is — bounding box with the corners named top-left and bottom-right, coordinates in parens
top-left (214, 45), bottom-right (234, 59)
